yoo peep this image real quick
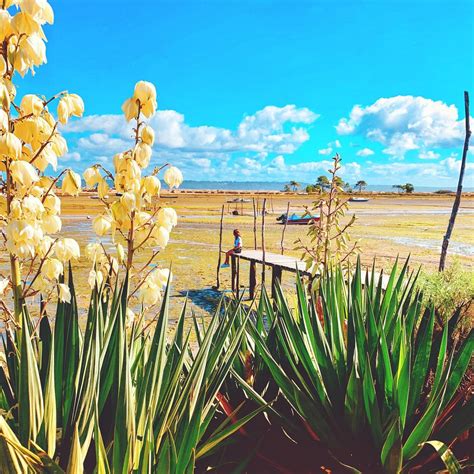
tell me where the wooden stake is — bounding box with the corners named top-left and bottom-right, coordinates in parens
top-left (439, 91), bottom-right (471, 271)
top-left (216, 204), bottom-right (224, 289)
top-left (252, 197), bottom-right (257, 249)
top-left (261, 198), bottom-right (267, 284)
top-left (280, 201), bottom-right (290, 255)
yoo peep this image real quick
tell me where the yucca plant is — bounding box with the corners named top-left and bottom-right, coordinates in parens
top-left (213, 260), bottom-right (473, 473)
top-left (0, 269), bottom-right (263, 473)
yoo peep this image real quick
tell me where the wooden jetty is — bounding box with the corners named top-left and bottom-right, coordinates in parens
top-left (231, 249), bottom-right (311, 299)
top-left (229, 249), bottom-right (390, 299)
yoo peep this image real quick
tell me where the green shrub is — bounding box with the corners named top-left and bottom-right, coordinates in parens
top-left (417, 261), bottom-right (474, 330)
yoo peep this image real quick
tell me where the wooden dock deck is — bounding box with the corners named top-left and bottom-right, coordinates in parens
top-left (231, 250), bottom-right (311, 298)
top-left (230, 249), bottom-right (390, 299)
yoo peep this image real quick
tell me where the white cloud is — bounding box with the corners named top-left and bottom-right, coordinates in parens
top-left (356, 147), bottom-right (375, 157)
top-left (66, 105), bottom-right (318, 157)
top-left (318, 147), bottom-right (333, 155)
top-left (192, 158), bottom-right (211, 168)
top-left (418, 150), bottom-right (440, 160)
top-left (61, 151), bottom-right (81, 162)
top-left (336, 96), bottom-right (465, 158)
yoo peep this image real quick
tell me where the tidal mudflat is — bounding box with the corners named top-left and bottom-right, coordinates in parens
top-left (1, 192), bottom-right (472, 322)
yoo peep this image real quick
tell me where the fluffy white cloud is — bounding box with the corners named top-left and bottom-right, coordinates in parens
top-left (318, 147), bottom-right (333, 155)
top-left (356, 147), bottom-right (374, 157)
top-left (336, 96), bottom-right (465, 158)
top-left (65, 105), bottom-right (318, 157)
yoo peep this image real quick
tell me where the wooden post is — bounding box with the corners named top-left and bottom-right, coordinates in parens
top-left (280, 201), bottom-right (290, 254)
top-left (271, 265), bottom-right (282, 299)
top-left (252, 197), bottom-right (257, 249)
top-left (231, 254), bottom-right (236, 294)
top-left (439, 91), bottom-right (471, 271)
top-left (249, 260), bottom-right (257, 299)
top-left (236, 255), bottom-right (240, 298)
top-left (261, 198), bottom-right (267, 284)
top-left (216, 204), bottom-right (224, 289)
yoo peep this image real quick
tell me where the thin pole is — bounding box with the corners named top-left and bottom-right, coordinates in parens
top-left (281, 201), bottom-right (290, 255)
top-left (439, 91), bottom-right (471, 271)
top-left (216, 204), bottom-right (224, 289)
top-left (261, 198), bottom-right (267, 284)
top-left (252, 197), bottom-right (257, 249)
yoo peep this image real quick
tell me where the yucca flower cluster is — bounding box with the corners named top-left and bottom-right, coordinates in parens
top-left (82, 80), bottom-right (183, 312)
top-left (0, 0), bottom-right (84, 318)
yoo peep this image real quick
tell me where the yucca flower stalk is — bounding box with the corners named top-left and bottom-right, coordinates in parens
top-left (0, 0), bottom-right (84, 326)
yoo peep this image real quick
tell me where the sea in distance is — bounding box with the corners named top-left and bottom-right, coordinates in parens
top-left (179, 181), bottom-right (474, 193)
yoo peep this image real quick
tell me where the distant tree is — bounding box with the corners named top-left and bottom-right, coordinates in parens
top-left (283, 184), bottom-right (291, 192)
top-left (355, 180), bottom-right (367, 193)
top-left (305, 184), bottom-right (317, 193)
top-left (393, 183), bottom-right (415, 194)
top-left (289, 180), bottom-right (301, 192)
top-left (316, 175), bottom-right (330, 190)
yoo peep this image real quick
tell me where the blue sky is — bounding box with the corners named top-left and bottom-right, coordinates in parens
top-left (19, 0), bottom-right (474, 186)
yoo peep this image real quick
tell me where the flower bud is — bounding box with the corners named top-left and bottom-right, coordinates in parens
top-left (156, 207), bottom-right (178, 228)
top-left (54, 238), bottom-right (80, 261)
top-left (43, 193), bottom-right (61, 215)
top-left (0, 132), bottom-right (22, 160)
top-left (93, 214), bottom-right (112, 236)
top-left (97, 177), bottom-right (109, 199)
top-left (163, 166), bottom-right (183, 189)
top-left (10, 160), bottom-right (39, 187)
top-left (139, 278), bottom-right (161, 306)
top-left (83, 166), bottom-right (101, 187)
top-left (120, 191), bottom-right (137, 212)
top-left (122, 98), bottom-right (138, 122)
top-left (140, 125), bottom-right (155, 146)
top-left (58, 283), bottom-right (71, 303)
top-left (61, 170), bottom-right (81, 196)
top-left (20, 94), bottom-right (43, 116)
top-left (88, 269), bottom-right (103, 289)
top-left (142, 175), bottom-right (161, 196)
top-left (133, 81), bottom-right (156, 104)
top-left (133, 142), bottom-right (152, 168)
top-left (116, 243), bottom-right (125, 264)
top-left (0, 277), bottom-right (9, 296)
top-left (42, 258), bottom-right (63, 280)
top-left (42, 214), bottom-right (61, 233)
top-left (151, 225), bottom-right (169, 248)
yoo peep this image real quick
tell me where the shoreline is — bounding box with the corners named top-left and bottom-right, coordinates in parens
top-left (74, 189), bottom-right (474, 198)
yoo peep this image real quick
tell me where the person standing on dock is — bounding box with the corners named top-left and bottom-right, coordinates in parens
top-left (221, 229), bottom-right (243, 268)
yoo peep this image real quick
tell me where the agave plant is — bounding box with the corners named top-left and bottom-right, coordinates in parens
top-left (213, 260), bottom-right (473, 473)
top-left (0, 268), bottom-right (262, 472)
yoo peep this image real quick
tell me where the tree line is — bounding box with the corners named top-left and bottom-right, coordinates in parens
top-left (284, 178), bottom-right (416, 193)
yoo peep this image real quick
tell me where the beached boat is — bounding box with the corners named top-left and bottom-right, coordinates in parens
top-left (277, 213), bottom-right (320, 225)
top-left (349, 197), bottom-right (370, 202)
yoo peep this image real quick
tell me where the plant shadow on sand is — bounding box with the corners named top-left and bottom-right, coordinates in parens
top-left (177, 288), bottom-right (227, 315)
